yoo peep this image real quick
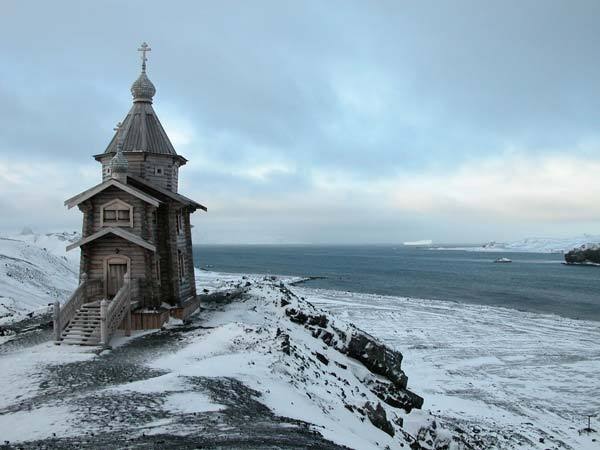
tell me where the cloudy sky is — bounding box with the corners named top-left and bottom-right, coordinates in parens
top-left (1, 1), bottom-right (600, 244)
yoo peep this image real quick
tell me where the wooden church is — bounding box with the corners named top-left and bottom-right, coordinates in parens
top-left (54, 43), bottom-right (206, 346)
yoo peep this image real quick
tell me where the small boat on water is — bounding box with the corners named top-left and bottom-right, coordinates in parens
top-left (493, 257), bottom-right (512, 263)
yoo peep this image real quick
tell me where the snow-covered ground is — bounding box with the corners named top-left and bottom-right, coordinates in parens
top-left (194, 271), bottom-right (600, 449)
top-left (1, 234), bottom-right (599, 449)
top-left (0, 231), bottom-right (79, 323)
top-left (0, 271), bottom-right (448, 449)
top-left (291, 284), bottom-right (600, 450)
top-left (433, 235), bottom-right (600, 253)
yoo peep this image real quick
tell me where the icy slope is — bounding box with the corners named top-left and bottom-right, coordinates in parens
top-left (149, 277), bottom-right (469, 450)
top-left (297, 285), bottom-right (600, 450)
top-left (0, 274), bottom-right (470, 450)
top-left (0, 232), bottom-right (79, 321)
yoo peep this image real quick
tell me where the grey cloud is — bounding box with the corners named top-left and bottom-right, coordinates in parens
top-left (1, 0), bottom-right (599, 242)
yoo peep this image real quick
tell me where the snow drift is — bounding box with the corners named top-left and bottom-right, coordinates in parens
top-left (0, 232), bottom-right (79, 321)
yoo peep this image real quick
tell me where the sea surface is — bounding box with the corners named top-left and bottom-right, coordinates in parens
top-left (193, 245), bottom-right (600, 321)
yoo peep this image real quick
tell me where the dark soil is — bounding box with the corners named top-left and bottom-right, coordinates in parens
top-left (0, 309), bottom-right (349, 450)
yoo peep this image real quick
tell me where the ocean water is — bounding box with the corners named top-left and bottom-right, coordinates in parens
top-left (193, 245), bottom-right (600, 321)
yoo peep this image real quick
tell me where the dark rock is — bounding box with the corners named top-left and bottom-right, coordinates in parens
top-left (285, 308), bottom-right (308, 325)
top-left (564, 246), bottom-right (600, 264)
top-left (347, 331), bottom-right (407, 389)
top-left (280, 297), bottom-right (291, 307)
top-left (282, 293), bottom-right (423, 413)
top-left (308, 314), bottom-right (328, 328)
top-left (364, 402), bottom-right (395, 437)
top-left (280, 333), bottom-right (291, 355)
top-left (367, 379), bottom-right (424, 412)
top-left (315, 352), bottom-right (329, 365)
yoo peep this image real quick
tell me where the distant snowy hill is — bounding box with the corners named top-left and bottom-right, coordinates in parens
top-left (403, 239), bottom-right (433, 246)
top-left (435, 235), bottom-right (600, 254)
top-left (0, 231), bottom-right (79, 321)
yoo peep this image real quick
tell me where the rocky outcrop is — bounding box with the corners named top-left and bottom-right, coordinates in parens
top-left (364, 401), bottom-right (395, 437)
top-left (279, 284), bottom-right (423, 413)
top-left (564, 245), bottom-right (600, 265)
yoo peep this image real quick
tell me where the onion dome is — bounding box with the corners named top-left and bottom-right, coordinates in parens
top-left (130, 42), bottom-right (155, 103)
top-left (110, 149), bottom-right (128, 174)
top-left (109, 122), bottom-right (128, 176)
top-left (131, 71), bottom-right (156, 103)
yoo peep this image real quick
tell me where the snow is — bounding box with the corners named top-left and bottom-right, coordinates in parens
top-left (0, 341), bottom-right (94, 411)
top-left (404, 239), bottom-right (433, 246)
top-left (1, 233), bottom-right (599, 449)
top-left (0, 231), bottom-right (79, 323)
top-left (0, 405), bottom-right (76, 442)
top-left (149, 280), bottom-right (425, 450)
top-left (293, 285), bottom-right (600, 450)
top-left (433, 235), bottom-right (600, 253)
top-left (163, 392), bottom-right (225, 414)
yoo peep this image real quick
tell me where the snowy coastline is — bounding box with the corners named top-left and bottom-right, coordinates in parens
top-left (432, 235), bottom-right (600, 254)
top-left (206, 271), bottom-right (600, 449)
top-left (0, 234), bottom-right (599, 448)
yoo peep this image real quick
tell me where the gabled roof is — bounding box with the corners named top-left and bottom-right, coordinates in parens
top-left (127, 175), bottom-right (207, 212)
top-left (64, 179), bottom-right (160, 209)
top-left (66, 227), bottom-right (156, 252)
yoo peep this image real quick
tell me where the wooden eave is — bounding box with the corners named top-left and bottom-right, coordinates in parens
top-left (64, 179), bottom-right (161, 209)
top-left (92, 152), bottom-right (188, 165)
top-left (126, 175), bottom-right (207, 212)
top-left (66, 227), bottom-right (156, 252)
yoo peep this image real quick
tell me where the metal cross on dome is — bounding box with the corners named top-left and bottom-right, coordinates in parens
top-left (137, 42), bottom-right (151, 72)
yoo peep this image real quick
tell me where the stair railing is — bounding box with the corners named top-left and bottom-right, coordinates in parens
top-left (53, 273), bottom-right (88, 343)
top-left (100, 272), bottom-right (132, 347)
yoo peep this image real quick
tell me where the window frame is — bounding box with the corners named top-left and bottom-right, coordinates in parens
top-left (177, 249), bottom-right (185, 283)
top-left (176, 211), bottom-right (185, 235)
top-left (100, 199), bottom-right (134, 228)
top-left (155, 257), bottom-right (161, 286)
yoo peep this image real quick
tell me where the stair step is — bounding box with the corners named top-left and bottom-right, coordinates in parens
top-left (63, 330), bottom-right (99, 336)
top-left (61, 340), bottom-right (100, 346)
top-left (63, 336), bottom-right (100, 342)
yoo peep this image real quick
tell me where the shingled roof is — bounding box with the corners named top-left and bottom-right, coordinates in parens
top-left (102, 101), bottom-right (179, 157)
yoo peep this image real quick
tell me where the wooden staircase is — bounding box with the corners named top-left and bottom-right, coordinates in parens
top-left (59, 303), bottom-right (101, 346)
top-left (54, 273), bottom-right (134, 348)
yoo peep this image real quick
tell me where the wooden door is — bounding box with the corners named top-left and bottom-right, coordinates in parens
top-left (107, 263), bottom-right (127, 298)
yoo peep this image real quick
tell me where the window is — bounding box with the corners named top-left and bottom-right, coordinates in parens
top-left (176, 211), bottom-right (184, 234)
top-left (178, 250), bottom-right (185, 282)
top-left (101, 199), bottom-right (133, 227)
top-left (155, 167), bottom-right (164, 176)
top-left (155, 258), bottom-right (161, 285)
top-left (106, 167), bottom-right (112, 175)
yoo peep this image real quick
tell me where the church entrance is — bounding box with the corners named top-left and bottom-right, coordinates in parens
top-left (105, 256), bottom-right (130, 299)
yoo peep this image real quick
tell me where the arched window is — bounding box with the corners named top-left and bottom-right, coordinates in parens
top-left (100, 199), bottom-right (133, 227)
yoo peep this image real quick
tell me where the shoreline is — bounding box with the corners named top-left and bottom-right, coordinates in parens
top-left (196, 270), bottom-right (600, 449)
top-left (196, 267), bottom-right (600, 324)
